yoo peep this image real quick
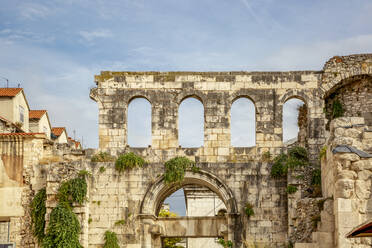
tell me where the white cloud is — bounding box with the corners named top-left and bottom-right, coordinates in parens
top-left (79, 29), bottom-right (113, 42)
top-left (19, 2), bottom-right (52, 20)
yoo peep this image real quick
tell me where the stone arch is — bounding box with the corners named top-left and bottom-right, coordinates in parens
top-left (176, 91), bottom-right (206, 106)
top-left (140, 170), bottom-right (238, 216)
top-left (321, 55), bottom-right (372, 96)
top-left (127, 95), bottom-right (152, 105)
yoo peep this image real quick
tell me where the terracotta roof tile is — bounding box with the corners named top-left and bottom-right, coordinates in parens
top-left (29, 110), bottom-right (47, 119)
top-left (0, 132), bottom-right (44, 136)
top-left (52, 127), bottom-right (66, 137)
top-left (0, 88), bottom-right (23, 97)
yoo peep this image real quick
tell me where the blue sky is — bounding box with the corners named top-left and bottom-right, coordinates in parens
top-left (0, 0), bottom-right (371, 148)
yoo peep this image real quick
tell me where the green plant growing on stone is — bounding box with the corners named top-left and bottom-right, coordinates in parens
top-left (286, 185), bottom-right (298, 194)
top-left (217, 238), bottom-right (233, 248)
top-left (319, 146), bottom-right (327, 160)
top-left (30, 188), bottom-right (46, 244)
top-left (271, 146), bottom-right (309, 178)
top-left (311, 169), bottom-right (321, 186)
top-left (115, 152), bottom-right (145, 172)
top-left (88, 218), bottom-right (92, 224)
top-left (91, 152), bottom-right (115, 162)
top-left (42, 202), bottom-right (82, 248)
top-left (332, 99), bottom-right (344, 119)
top-left (99, 166), bottom-right (106, 173)
top-left (270, 154), bottom-right (288, 178)
top-left (78, 169), bottom-right (92, 178)
top-left (164, 156), bottom-right (197, 184)
top-left (244, 203), bottom-right (254, 218)
top-left (57, 176), bottom-right (87, 206)
top-left (114, 219), bottom-right (126, 226)
top-left (261, 151), bottom-right (272, 162)
top-left (286, 146), bottom-right (308, 169)
top-left (103, 230), bottom-right (120, 248)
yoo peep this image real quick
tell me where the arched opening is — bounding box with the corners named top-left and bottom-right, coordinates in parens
top-left (178, 97), bottom-right (204, 147)
top-left (324, 75), bottom-right (372, 128)
top-left (282, 98), bottom-right (307, 146)
top-left (230, 97), bottom-right (256, 147)
top-left (140, 170), bottom-right (238, 246)
top-left (160, 185), bottom-right (227, 248)
top-left (127, 97), bottom-right (151, 147)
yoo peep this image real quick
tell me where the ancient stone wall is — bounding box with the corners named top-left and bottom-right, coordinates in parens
top-left (325, 75), bottom-right (372, 128)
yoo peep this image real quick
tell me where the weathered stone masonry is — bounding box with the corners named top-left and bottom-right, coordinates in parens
top-left (2, 54), bottom-right (372, 248)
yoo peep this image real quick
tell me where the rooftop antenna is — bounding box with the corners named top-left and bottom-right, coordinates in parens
top-left (0, 76), bottom-right (9, 88)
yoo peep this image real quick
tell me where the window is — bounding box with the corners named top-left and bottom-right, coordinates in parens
top-left (127, 97), bottom-right (152, 147)
top-left (19, 105), bottom-right (24, 123)
top-left (178, 97), bottom-right (204, 147)
top-left (283, 98), bottom-right (306, 143)
top-left (231, 97), bottom-right (256, 146)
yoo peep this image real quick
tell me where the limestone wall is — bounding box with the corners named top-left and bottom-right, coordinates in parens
top-left (91, 71), bottom-right (325, 162)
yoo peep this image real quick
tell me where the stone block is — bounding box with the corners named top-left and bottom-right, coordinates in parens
top-left (335, 198), bottom-right (352, 213)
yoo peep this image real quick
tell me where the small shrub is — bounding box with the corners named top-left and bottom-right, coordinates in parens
top-left (217, 238), bottom-right (233, 248)
top-left (103, 230), bottom-right (120, 248)
top-left (332, 99), bottom-right (344, 119)
top-left (311, 169), bottom-right (321, 186)
top-left (261, 151), bottom-right (271, 162)
top-left (99, 166), bottom-right (106, 173)
top-left (244, 203), bottom-right (254, 218)
top-left (164, 156), bottom-right (196, 184)
top-left (319, 146), bottom-right (327, 160)
top-left (115, 152), bottom-right (145, 172)
top-left (30, 188), bottom-right (46, 244)
top-left (286, 185), bottom-right (298, 194)
top-left (270, 154), bottom-right (288, 178)
top-left (88, 218), bottom-right (92, 224)
top-left (57, 176), bottom-right (87, 206)
top-left (286, 146), bottom-right (308, 169)
top-left (43, 203), bottom-right (82, 248)
top-left (78, 169), bottom-right (92, 178)
top-left (91, 152), bottom-right (115, 162)
top-left (114, 219), bottom-right (125, 226)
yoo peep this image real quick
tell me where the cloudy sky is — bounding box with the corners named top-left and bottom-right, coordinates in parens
top-left (1, 0), bottom-right (371, 148)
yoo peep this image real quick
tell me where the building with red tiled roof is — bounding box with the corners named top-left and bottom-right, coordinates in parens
top-left (51, 127), bottom-right (68, 144)
top-left (29, 110), bottom-right (52, 139)
top-left (0, 88), bottom-right (30, 132)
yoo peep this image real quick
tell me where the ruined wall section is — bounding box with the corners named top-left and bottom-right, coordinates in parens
top-left (91, 71), bottom-right (324, 162)
top-left (325, 75), bottom-right (372, 128)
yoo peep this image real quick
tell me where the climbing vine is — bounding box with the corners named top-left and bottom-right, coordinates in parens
top-left (103, 230), bottom-right (120, 248)
top-left (286, 185), bottom-right (298, 194)
top-left (41, 170), bottom-right (89, 247)
top-left (57, 176), bottom-right (87, 206)
top-left (43, 202), bottom-right (82, 248)
top-left (115, 152), bottom-right (145, 172)
top-left (30, 188), bottom-right (46, 244)
top-left (164, 156), bottom-right (197, 184)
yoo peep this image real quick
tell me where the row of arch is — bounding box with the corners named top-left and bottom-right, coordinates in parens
top-left (128, 96), bottom-right (306, 147)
